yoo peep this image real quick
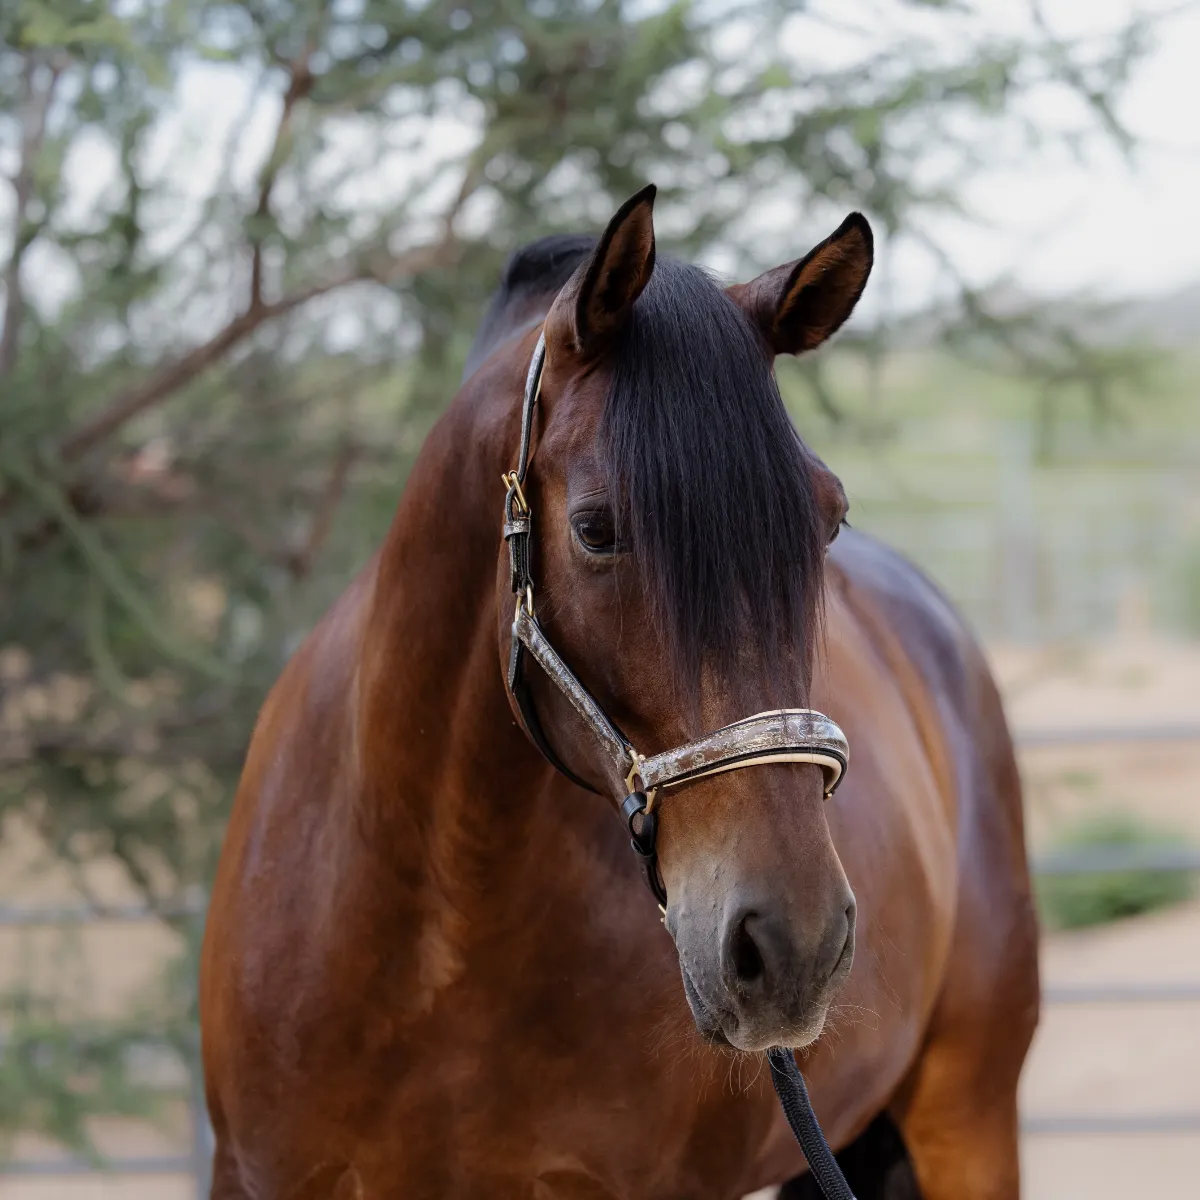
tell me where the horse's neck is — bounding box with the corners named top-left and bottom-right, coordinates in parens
top-left (360, 346), bottom-right (537, 787)
top-left (349, 342), bottom-right (553, 1000)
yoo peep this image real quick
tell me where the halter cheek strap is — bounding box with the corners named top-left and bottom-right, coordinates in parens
top-left (501, 331), bottom-right (850, 904)
top-left (509, 605), bottom-right (632, 789)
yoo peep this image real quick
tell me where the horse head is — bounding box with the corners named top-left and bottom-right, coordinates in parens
top-left (494, 185), bottom-right (873, 1052)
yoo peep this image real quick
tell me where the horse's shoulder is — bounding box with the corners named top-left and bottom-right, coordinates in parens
top-left (828, 526), bottom-right (984, 715)
top-left (828, 527), bottom-right (1022, 860)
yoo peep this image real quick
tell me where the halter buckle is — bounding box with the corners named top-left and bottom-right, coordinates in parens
top-left (501, 471), bottom-right (529, 516)
top-left (624, 754), bottom-right (657, 814)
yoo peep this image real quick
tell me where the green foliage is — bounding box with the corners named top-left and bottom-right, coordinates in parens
top-left (0, 995), bottom-right (164, 1160)
top-left (0, 921), bottom-right (195, 1160)
top-left (1038, 812), bottom-right (1196, 932)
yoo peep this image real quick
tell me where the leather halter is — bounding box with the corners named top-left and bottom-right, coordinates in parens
top-left (501, 331), bottom-right (849, 906)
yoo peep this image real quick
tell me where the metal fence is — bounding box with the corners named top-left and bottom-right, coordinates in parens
top-left (1025, 840), bottom-right (1200, 1136)
top-left (1016, 720), bottom-right (1200, 1140)
top-left (1, 723), bottom-right (1198, 1195)
top-left (0, 900), bottom-right (213, 1198)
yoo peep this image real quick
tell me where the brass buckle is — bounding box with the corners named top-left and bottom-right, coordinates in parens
top-left (501, 471), bottom-right (529, 515)
top-left (624, 754), bottom-right (643, 796)
top-left (624, 753), bottom-right (658, 814)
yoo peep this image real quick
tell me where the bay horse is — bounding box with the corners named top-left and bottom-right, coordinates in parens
top-left (200, 186), bottom-right (1039, 1199)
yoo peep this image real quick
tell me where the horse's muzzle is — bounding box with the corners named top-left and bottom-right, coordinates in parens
top-left (673, 890), bottom-right (856, 1052)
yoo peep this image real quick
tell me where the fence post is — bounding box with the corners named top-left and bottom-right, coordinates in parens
top-left (998, 420), bottom-right (1036, 639)
top-left (189, 1051), bottom-right (214, 1200)
top-left (187, 903), bottom-right (213, 1200)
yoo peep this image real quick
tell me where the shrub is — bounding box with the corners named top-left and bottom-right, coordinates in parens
top-left (1037, 811), bottom-right (1196, 931)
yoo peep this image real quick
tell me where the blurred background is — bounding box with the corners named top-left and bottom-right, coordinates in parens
top-left (1, 0), bottom-right (1198, 1196)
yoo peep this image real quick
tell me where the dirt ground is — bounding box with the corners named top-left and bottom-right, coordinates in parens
top-left (991, 638), bottom-right (1200, 1200)
top-left (2, 637), bottom-right (1198, 1198)
top-left (1021, 896), bottom-right (1200, 1199)
top-left (1031, 901), bottom-right (1200, 1109)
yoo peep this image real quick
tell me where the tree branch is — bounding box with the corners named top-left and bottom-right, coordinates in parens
top-left (1, 55), bottom-right (64, 377)
top-left (57, 238), bottom-right (457, 463)
top-left (443, 155), bottom-right (485, 243)
top-left (249, 50), bottom-right (315, 311)
top-left (285, 440), bottom-right (357, 580)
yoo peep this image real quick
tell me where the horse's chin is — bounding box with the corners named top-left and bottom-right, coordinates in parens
top-left (680, 965), bottom-right (733, 1045)
top-left (709, 1010), bottom-right (829, 1054)
top-left (680, 963), bottom-right (828, 1053)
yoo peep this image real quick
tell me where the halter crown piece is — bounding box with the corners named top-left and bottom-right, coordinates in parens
top-left (500, 331), bottom-right (860, 1200)
top-left (501, 332), bottom-right (850, 907)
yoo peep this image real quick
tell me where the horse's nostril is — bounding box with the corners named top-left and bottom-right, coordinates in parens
top-left (730, 913), bottom-right (765, 986)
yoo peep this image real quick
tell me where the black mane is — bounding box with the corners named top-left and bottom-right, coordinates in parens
top-left (463, 235), bottom-right (596, 380)
top-left (474, 238), bottom-right (826, 701)
top-left (600, 257), bottom-right (825, 699)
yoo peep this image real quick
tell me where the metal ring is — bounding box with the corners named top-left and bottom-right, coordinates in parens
top-left (512, 586), bottom-right (534, 622)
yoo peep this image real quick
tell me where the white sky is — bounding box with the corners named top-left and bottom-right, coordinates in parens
top-left (939, 0), bottom-right (1200, 301)
top-left (749, 0), bottom-right (1200, 310)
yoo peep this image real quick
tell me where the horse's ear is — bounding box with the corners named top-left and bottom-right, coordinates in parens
top-left (731, 213), bottom-right (873, 356)
top-left (567, 184), bottom-right (657, 354)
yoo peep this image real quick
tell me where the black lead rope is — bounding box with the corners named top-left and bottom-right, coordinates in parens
top-left (625, 791), bottom-right (852, 1198)
top-left (620, 812), bottom-right (854, 1200)
top-left (767, 1048), bottom-right (858, 1200)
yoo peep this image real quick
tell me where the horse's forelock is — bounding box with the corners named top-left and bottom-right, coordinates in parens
top-left (599, 257), bottom-right (826, 706)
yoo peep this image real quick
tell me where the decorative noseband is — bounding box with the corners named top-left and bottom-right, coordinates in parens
top-left (637, 708), bottom-right (847, 796)
top-left (502, 331), bottom-right (850, 906)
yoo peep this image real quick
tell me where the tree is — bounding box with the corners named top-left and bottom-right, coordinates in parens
top-left (0, 0), bottom-right (1157, 1156)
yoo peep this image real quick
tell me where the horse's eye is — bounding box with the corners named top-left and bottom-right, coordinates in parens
top-left (572, 511), bottom-right (617, 554)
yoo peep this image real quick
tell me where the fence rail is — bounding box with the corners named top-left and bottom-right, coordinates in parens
top-left (1043, 981), bottom-right (1200, 1004)
top-left (1014, 721), bottom-right (1200, 748)
top-left (1022, 1113), bottom-right (1200, 1135)
top-left (0, 1155), bottom-right (193, 1178)
top-left (1032, 845), bottom-right (1200, 875)
top-left (0, 900), bottom-right (204, 926)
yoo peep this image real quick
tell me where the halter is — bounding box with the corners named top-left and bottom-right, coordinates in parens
top-left (501, 332), bottom-right (850, 907)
